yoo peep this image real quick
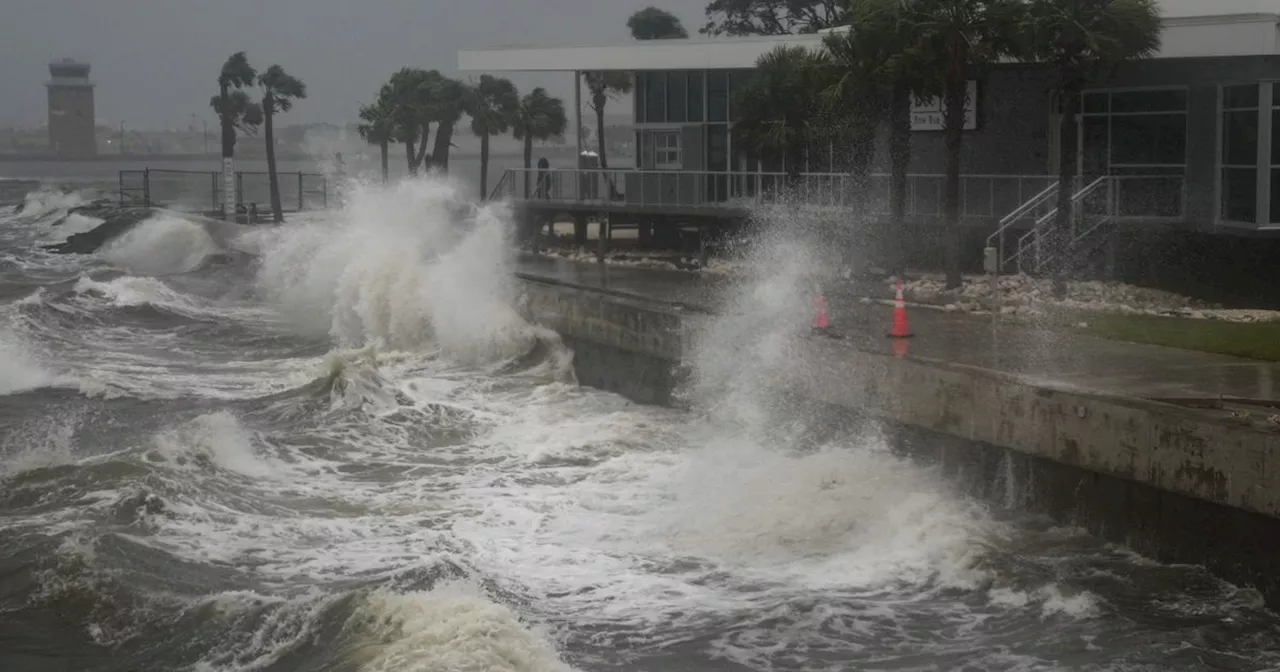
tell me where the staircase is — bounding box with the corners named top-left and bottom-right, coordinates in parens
top-left (986, 176), bottom-right (1117, 276)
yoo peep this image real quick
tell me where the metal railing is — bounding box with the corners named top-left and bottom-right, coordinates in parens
top-left (491, 167), bottom-right (1057, 221)
top-left (995, 174), bottom-right (1185, 275)
top-left (988, 175), bottom-right (1187, 275)
top-left (119, 168), bottom-right (328, 213)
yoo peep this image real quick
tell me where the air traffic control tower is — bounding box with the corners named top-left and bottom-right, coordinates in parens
top-left (46, 59), bottom-right (97, 157)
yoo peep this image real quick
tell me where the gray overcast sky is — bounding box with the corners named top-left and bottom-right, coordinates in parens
top-left (1, 0), bottom-right (1273, 129)
top-left (0, 0), bottom-right (708, 129)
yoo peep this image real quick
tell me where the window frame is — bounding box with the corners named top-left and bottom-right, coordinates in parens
top-left (652, 130), bottom-right (682, 170)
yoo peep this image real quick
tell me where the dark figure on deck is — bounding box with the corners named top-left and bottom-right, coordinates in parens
top-left (248, 203), bottom-right (259, 224)
top-left (536, 157), bottom-right (551, 199)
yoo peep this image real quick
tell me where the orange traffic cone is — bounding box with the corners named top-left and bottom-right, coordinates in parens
top-left (812, 288), bottom-right (830, 333)
top-left (888, 281), bottom-right (914, 338)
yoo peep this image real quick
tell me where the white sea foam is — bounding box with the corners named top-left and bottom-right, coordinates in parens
top-left (51, 212), bottom-right (106, 239)
top-left (19, 189), bottom-right (89, 219)
top-left (351, 584), bottom-right (572, 672)
top-left (149, 412), bottom-right (279, 480)
top-left (99, 213), bottom-right (220, 275)
top-left (255, 178), bottom-right (541, 365)
top-left (0, 327), bottom-right (55, 395)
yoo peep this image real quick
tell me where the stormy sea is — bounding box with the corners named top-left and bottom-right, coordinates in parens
top-left (3, 176), bottom-right (1280, 672)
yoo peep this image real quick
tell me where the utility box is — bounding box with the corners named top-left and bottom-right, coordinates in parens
top-left (983, 246), bottom-right (999, 274)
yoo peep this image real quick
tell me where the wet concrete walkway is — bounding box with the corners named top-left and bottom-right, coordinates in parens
top-left (515, 255), bottom-right (1280, 403)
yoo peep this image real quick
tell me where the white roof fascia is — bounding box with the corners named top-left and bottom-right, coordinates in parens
top-left (457, 14), bottom-right (1278, 73)
top-left (458, 33), bottom-right (827, 72)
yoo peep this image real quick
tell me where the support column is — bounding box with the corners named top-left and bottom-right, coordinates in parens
top-left (597, 216), bottom-right (609, 263)
top-left (573, 213), bottom-right (588, 248)
top-left (1258, 82), bottom-right (1273, 227)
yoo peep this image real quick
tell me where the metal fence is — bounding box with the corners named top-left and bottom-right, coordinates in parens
top-left (119, 169), bottom-right (328, 213)
top-left (491, 168), bottom-right (1060, 221)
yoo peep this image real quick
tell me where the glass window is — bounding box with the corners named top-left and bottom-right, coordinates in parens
top-left (1082, 92), bottom-right (1108, 114)
top-left (645, 72), bottom-right (666, 124)
top-left (1223, 110), bottom-right (1259, 166)
top-left (667, 72), bottom-right (687, 124)
top-left (1225, 84), bottom-right (1260, 110)
top-left (1271, 169), bottom-right (1280, 224)
top-left (654, 130), bottom-right (681, 169)
top-left (728, 70), bottom-right (752, 122)
top-left (1272, 108), bottom-right (1280, 168)
top-left (1110, 114), bottom-right (1185, 166)
top-left (1111, 89), bottom-right (1187, 113)
top-left (1222, 168), bottom-right (1257, 222)
top-left (687, 71), bottom-right (704, 122)
top-left (708, 71), bottom-right (728, 123)
top-left (807, 138), bottom-right (832, 173)
top-left (634, 73), bottom-right (647, 124)
top-left (706, 123), bottom-right (727, 171)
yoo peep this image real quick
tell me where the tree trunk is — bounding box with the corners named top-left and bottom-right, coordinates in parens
top-left (593, 96), bottom-right (609, 169)
top-left (889, 79), bottom-right (912, 275)
top-left (523, 134), bottom-right (533, 198)
top-left (431, 120), bottom-right (455, 173)
top-left (414, 121), bottom-right (432, 170)
top-left (594, 98), bottom-right (620, 201)
top-left (942, 58), bottom-right (967, 290)
top-left (220, 84), bottom-right (235, 222)
top-left (404, 137), bottom-right (417, 175)
top-left (265, 107), bottom-right (283, 223)
top-left (379, 141), bottom-right (389, 183)
top-left (479, 132), bottom-right (490, 199)
top-left (1051, 83), bottom-right (1081, 295)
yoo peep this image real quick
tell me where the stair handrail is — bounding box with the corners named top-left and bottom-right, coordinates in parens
top-left (986, 181), bottom-right (1059, 274)
top-left (1016, 175), bottom-right (1116, 274)
top-left (488, 169), bottom-right (515, 201)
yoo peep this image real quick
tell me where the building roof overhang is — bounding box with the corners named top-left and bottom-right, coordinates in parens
top-left (458, 13), bottom-right (1280, 72)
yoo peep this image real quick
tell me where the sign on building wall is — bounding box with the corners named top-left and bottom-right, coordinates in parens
top-left (911, 81), bottom-right (978, 131)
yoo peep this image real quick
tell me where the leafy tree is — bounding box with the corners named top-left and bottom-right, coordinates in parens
top-left (465, 75), bottom-right (520, 198)
top-left (701, 0), bottom-right (847, 35)
top-left (511, 88), bottom-right (568, 197)
top-left (358, 89), bottom-right (396, 183)
top-left (731, 45), bottom-right (835, 185)
top-left (583, 71), bottom-right (633, 173)
top-left (1023, 0), bottom-right (1161, 286)
top-left (210, 52), bottom-right (261, 221)
top-left (258, 65), bottom-right (306, 223)
top-left (906, 0), bottom-right (1026, 289)
top-left (628, 7), bottom-right (689, 39)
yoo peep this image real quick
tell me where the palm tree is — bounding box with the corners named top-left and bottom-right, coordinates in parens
top-left (582, 71), bottom-right (633, 172)
top-left (465, 75), bottom-right (520, 199)
top-left (826, 0), bottom-right (938, 273)
top-left (258, 65), bottom-right (306, 223)
top-left (627, 7), bottom-right (689, 39)
top-left (906, 0), bottom-right (1026, 289)
top-left (732, 45), bottom-right (834, 185)
top-left (427, 77), bottom-right (468, 173)
top-left (211, 52), bottom-right (258, 221)
top-left (358, 90), bottom-right (395, 183)
top-left (384, 68), bottom-right (436, 175)
top-left (512, 88), bottom-right (568, 197)
top-left (1024, 0), bottom-right (1161, 287)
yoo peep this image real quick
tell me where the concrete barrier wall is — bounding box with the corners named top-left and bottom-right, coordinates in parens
top-left (515, 277), bottom-right (1280, 601)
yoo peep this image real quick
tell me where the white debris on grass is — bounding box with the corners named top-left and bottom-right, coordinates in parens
top-left (535, 248), bottom-right (748, 275)
top-left (899, 273), bottom-right (1280, 323)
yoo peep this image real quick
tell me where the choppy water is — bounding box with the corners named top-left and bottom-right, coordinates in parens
top-left (3, 178), bottom-right (1280, 672)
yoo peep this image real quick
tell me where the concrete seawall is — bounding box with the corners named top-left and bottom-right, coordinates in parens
top-left (515, 274), bottom-right (1280, 604)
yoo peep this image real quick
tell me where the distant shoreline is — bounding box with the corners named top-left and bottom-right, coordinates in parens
top-left (0, 145), bottom-right (621, 164)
